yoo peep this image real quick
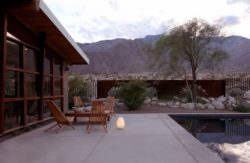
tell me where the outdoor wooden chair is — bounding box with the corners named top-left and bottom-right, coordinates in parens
top-left (44, 100), bottom-right (75, 132)
top-left (74, 96), bottom-right (84, 107)
top-left (105, 96), bottom-right (115, 118)
top-left (86, 101), bottom-right (108, 133)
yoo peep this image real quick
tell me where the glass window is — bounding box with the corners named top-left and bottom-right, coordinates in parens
top-left (5, 71), bottom-right (21, 98)
top-left (24, 47), bottom-right (37, 71)
top-left (43, 76), bottom-right (51, 96)
top-left (4, 102), bottom-right (23, 130)
top-left (42, 100), bottom-right (52, 119)
top-left (44, 54), bottom-right (51, 74)
top-left (6, 40), bottom-right (21, 68)
top-left (25, 74), bottom-right (39, 97)
top-left (27, 100), bottom-right (39, 123)
top-left (54, 98), bottom-right (62, 110)
top-left (54, 78), bottom-right (62, 95)
top-left (54, 58), bottom-right (62, 76)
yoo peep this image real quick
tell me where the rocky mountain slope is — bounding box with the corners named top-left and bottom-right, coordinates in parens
top-left (70, 35), bottom-right (250, 74)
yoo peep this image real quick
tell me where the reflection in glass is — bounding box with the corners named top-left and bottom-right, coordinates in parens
top-left (43, 77), bottom-right (51, 96)
top-left (54, 78), bottom-right (62, 95)
top-left (25, 74), bottom-right (39, 96)
top-left (54, 98), bottom-right (62, 110)
top-left (24, 47), bottom-right (37, 71)
top-left (4, 102), bottom-right (23, 130)
top-left (54, 58), bottom-right (62, 76)
top-left (6, 40), bottom-right (21, 68)
top-left (44, 54), bottom-right (51, 74)
top-left (5, 71), bottom-right (21, 98)
top-left (27, 100), bottom-right (39, 123)
top-left (42, 100), bottom-right (52, 118)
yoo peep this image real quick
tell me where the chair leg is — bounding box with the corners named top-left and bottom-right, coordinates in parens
top-left (44, 123), bottom-right (58, 132)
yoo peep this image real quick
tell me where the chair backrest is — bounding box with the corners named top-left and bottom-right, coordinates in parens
top-left (106, 96), bottom-right (115, 113)
top-left (47, 100), bottom-right (68, 124)
top-left (89, 101), bottom-right (107, 122)
top-left (74, 96), bottom-right (84, 107)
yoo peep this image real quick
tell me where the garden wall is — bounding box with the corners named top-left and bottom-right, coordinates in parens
top-left (97, 80), bottom-right (225, 98)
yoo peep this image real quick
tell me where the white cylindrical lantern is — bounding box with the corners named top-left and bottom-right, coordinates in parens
top-left (116, 117), bottom-right (125, 129)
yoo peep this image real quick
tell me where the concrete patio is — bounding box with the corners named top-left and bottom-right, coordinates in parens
top-left (0, 114), bottom-right (223, 163)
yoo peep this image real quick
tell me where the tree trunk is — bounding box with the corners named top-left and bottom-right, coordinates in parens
top-left (191, 69), bottom-right (197, 109)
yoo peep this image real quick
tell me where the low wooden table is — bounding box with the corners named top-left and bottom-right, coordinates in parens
top-left (66, 110), bottom-right (111, 122)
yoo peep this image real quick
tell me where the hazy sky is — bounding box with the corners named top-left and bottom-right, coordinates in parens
top-left (44, 0), bottom-right (250, 43)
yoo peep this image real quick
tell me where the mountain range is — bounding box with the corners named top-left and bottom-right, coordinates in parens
top-left (70, 35), bottom-right (250, 74)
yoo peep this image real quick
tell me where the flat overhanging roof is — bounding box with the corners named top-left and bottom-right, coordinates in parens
top-left (5, 0), bottom-right (89, 65)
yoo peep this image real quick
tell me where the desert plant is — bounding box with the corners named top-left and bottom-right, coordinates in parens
top-left (68, 74), bottom-right (88, 108)
top-left (108, 86), bottom-right (120, 98)
top-left (145, 87), bottom-right (158, 98)
top-left (118, 80), bottom-right (147, 110)
top-left (228, 88), bottom-right (244, 97)
top-left (234, 103), bottom-right (250, 113)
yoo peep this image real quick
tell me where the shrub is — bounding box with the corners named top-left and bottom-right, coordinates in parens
top-left (118, 80), bottom-right (147, 110)
top-left (228, 88), bottom-right (244, 97)
top-left (68, 74), bottom-right (88, 108)
top-left (108, 86), bottom-right (120, 98)
top-left (234, 103), bottom-right (250, 113)
top-left (145, 87), bottom-right (158, 98)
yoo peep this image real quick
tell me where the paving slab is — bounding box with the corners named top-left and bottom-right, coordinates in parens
top-left (0, 114), bottom-right (223, 163)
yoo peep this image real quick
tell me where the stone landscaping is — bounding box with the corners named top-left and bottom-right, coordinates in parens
top-left (136, 90), bottom-right (250, 112)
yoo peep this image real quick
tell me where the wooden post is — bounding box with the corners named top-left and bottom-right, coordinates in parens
top-left (0, 8), bottom-right (7, 134)
top-left (37, 32), bottom-right (46, 120)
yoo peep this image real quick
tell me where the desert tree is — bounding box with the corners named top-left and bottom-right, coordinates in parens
top-left (149, 18), bottom-right (228, 105)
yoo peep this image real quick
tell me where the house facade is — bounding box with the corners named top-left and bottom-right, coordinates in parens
top-left (0, 0), bottom-right (89, 134)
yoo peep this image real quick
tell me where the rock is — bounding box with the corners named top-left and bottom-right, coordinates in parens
top-left (227, 96), bottom-right (236, 105)
top-left (143, 97), bottom-right (151, 104)
top-left (150, 101), bottom-right (157, 105)
top-left (152, 97), bottom-right (158, 101)
top-left (182, 103), bottom-right (195, 110)
top-left (243, 90), bottom-right (250, 100)
top-left (196, 103), bottom-right (205, 110)
top-left (212, 101), bottom-right (225, 110)
top-left (201, 97), bottom-right (210, 103)
top-left (208, 97), bottom-right (215, 102)
top-left (157, 102), bottom-right (167, 107)
top-left (208, 141), bottom-right (250, 163)
top-left (205, 104), bottom-right (215, 110)
top-left (226, 104), bottom-right (234, 110)
top-left (217, 96), bottom-right (227, 103)
top-left (174, 101), bottom-right (180, 106)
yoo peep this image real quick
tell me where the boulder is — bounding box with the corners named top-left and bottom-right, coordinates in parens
top-left (243, 90), bottom-right (250, 100)
top-left (150, 101), bottom-right (157, 105)
top-left (152, 97), bottom-right (158, 101)
top-left (157, 102), bottom-right (167, 107)
top-left (217, 96), bottom-right (227, 103)
top-left (212, 101), bottom-right (225, 110)
top-left (227, 96), bottom-right (236, 105)
top-left (205, 104), bottom-right (215, 110)
top-left (143, 97), bottom-right (151, 104)
top-left (196, 103), bottom-right (205, 110)
top-left (201, 97), bottom-right (210, 103)
top-left (208, 97), bottom-right (215, 102)
top-left (225, 104), bottom-right (234, 111)
top-left (182, 103), bottom-right (195, 110)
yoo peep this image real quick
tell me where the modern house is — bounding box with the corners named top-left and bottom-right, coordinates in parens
top-left (0, 0), bottom-right (89, 135)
